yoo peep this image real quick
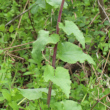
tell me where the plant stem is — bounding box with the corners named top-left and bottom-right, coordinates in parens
top-left (47, 0), bottom-right (65, 107)
top-left (17, 98), bottom-right (27, 105)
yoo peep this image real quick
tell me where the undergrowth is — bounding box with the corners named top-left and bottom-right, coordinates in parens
top-left (0, 0), bottom-right (110, 110)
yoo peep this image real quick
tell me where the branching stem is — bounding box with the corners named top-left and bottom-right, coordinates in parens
top-left (91, 92), bottom-right (110, 110)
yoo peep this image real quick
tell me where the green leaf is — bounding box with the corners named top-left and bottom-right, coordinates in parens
top-left (44, 65), bottom-right (71, 98)
top-left (46, 0), bottom-right (67, 8)
top-left (0, 50), bottom-right (3, 54)
top-left (19, 88), bottom-right (55, 100)
top-left (54, 100), bottom-right (82, 110)
top-left (59, 20), bottom-right (85, 48)
top-left (62, 100), bottom-right (82, 110)
top-left (85, 37), bottom-right (92, 43)
top-left (2, 89), bottom-right (11, 102)
top-left (28, 59), bottom-right (37, 64)
top-left (0, 24), bottom-right (5, 32)
top-left (36, 0), bottom-right (46, 8)
top-left (11, 34), bottom-right (15, 38)
top-left (9, 101), bottom-right (19, 110)
top-left (31, 5), bottom-right (39, 14)
top-left (31, 30), bottom-right (59, 65)
top-left (23, 72), bottom-right (33, 75)
top-left (9, 25), bottom-right (14, 33)
top-left (31, 0), bottom-right (45, 14)
top-left (0, 97), bottom-right (5, 101)
top-left (57, 42), bottom-right (95, 65)
top-left (84, 0), bottom-right (90, 6)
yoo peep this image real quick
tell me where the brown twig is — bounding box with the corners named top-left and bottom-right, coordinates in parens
top-left (9, 47), bottom-right (32, 52)
top-left (4, 0), bottom-right (30, 62)
top-left (91, 92), bottom-right (110, 110)
top-left (8, 53), bottom-right (25, 60)
top-left (9, 0), bottom-right (30, 48)
top-left (28, 1), bottom-right (37, 40)
top-left (7, 53), bottom-right (15, 61)
top-left (89, 12), bottom-right (100, 26)
top-left (81, 63), bottom-right (88, 84)
top-left (100, 50), bottom-right (110, 78)
top-left (2, 41), bottom-right (33, 62)
top-left (38, 99), bottom-right (42, 110)
top-left (42, 51), bottom-right (52, 65)
top-left (92, 65), bottom-right (98, 78)
top-left (88, 6), bottom-right (110, 26)
top-left (71, 0), bottom-right (73, 4)
top-left (5, 8), bottom-right (31, 27)
top-left (99, 101), bottom-right (110, 109)
top-left (3, 41), bottom-right (34, 50)
top-left (98, 0), bottom-right (110, 23)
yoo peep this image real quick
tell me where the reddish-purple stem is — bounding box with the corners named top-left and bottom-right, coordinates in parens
top-left (52, 0), bottom-right (65, 68)
top-left (47, 0), bottom-right (65, 107)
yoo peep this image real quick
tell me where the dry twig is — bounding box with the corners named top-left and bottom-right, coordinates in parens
top-left (91, 92), bottom-right (110, 110)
